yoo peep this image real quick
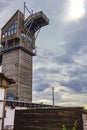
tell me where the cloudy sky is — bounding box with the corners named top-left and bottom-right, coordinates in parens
top-left (0, 0), bottom-right (87, 108)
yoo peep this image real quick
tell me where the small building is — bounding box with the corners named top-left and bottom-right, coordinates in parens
top-left (13, 107), bottom-right (87, 130)
top-left (0, 98), bottom-right (85, 130)
top-left (4, 100), bottom-right (53, 130)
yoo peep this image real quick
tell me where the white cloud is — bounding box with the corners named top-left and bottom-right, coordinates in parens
top-left (1, 0), bottom-right (87, 107)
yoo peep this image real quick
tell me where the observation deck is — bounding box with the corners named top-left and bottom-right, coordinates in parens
top-left (24, 11), bottom-right (49, 34)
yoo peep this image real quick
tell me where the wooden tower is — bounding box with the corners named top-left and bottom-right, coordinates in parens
top-left (0, 7), bottom-right (49, 102)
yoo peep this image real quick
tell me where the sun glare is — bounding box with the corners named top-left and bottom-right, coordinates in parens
top-left (69, 0), bottom-right (85, 20)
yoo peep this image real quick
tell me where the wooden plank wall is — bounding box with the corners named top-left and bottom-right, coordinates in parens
top-left (2, 49), bottom-right (32, 102)
top-left (2, 50), bottom-right (19, 97)
top-left (14, 108), bottom-right (83, 130)
top-left (18, 50), bottom-right (32, 102)
top-left (82, 113), bottom-right (87, 130)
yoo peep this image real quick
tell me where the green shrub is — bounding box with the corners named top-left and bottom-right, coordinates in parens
top-left (72, 120), bottom-right (77, 130)
top-left (62, 120), bottom-right (77, 130)
top-left (62, 124), bottom-right (67, 130)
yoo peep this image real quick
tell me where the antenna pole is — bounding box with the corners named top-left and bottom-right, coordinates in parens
top-left (24, 2), bottom-right (32, 15)
top-left (52, 87), bottom-right (55, 106)
top-left (24, 1), bottom-right (26, 19)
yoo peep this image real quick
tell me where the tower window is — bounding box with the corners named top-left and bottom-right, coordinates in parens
top-left (2, 20), bottom-right (17, 38)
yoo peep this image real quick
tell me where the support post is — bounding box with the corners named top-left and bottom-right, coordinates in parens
top-left (52, 87), bottom-right (54, 106)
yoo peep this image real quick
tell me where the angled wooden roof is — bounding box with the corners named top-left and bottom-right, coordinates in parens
top-left (0, 73), bottom-right (16, 84)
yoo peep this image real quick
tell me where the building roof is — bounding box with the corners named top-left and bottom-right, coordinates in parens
top-left (6, 100), bottom-right (53, 109)
top-left (5, 100), bottom-right (86, 113)
top-left (1, 10), bottom-right (24, 30)
top-left (0, 73), bottom-right (16, 84)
